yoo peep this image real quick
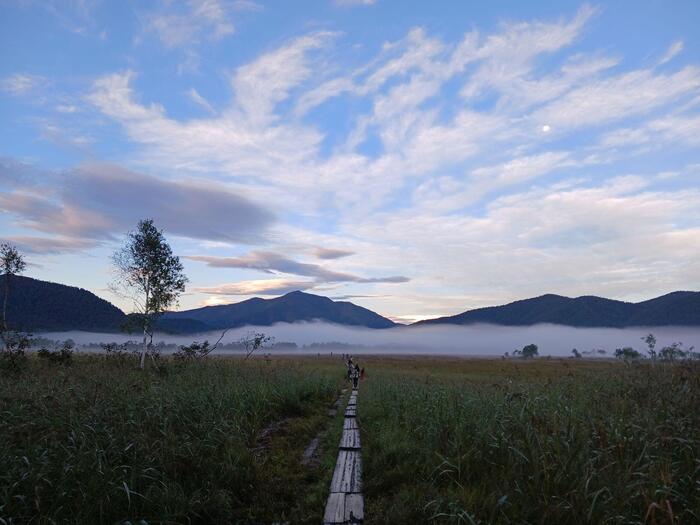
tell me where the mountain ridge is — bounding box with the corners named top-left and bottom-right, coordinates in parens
top-left (2, 274), bottom-right (698, 332)
top-left (414, 291), bottom-right (700, 327)
top-left (0, 274), bottom-right (126, 332)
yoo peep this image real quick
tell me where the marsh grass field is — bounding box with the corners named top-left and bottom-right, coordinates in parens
top-left (1, 354), bottom-right (699, 524)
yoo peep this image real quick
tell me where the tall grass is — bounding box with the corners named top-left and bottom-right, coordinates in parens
top-left (360, 360), bottom-right (700, 524)
top-left (0, 356), bottom-right (337, 524)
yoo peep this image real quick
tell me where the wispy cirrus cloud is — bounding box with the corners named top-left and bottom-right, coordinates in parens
top-left (1, 73), bottom-right (46, 95)
top-left (142, 0), bottom-right (238, 48)
top-left (530, 66), bottom-right (700, 132)
top-left (659, 40), bottom-right (684, 65)
top-left (188, 87), bottom-right (215, 114)
top-left (87, 31), bottom-right (332, 177)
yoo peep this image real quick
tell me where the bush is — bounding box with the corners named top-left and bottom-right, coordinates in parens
top-left (0, 331), bottom-right (30, 371)
top-left (521, 343), bottom-right (538, 358)
top-left (173, 340), bottom-right (212, 362)
top-left (614, 347), bottom-right (642, 361)
top-left (658, 342), bottom-right (693, 362)
top-left (37, 340), bottom-right (74, 365)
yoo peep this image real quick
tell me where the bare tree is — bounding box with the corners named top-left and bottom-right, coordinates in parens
top-left (111, 219), bottom-right (187, 369)
top-left (1, 243), bottom-right (27, 341)
top-left (173, 328), bottom-right (231, 362)
top-left (241, 331), bottom-right (274, 360)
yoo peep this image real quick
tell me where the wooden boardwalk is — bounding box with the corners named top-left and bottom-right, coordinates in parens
top-left (323, 388), bottom-right (364, 524)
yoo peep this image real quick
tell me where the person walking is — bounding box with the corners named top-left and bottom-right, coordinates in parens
top-left (351, 363), bottom-right (360, 389)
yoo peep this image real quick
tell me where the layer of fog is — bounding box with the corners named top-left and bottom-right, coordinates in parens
top-left (40, 322), bottom-right (700, 357)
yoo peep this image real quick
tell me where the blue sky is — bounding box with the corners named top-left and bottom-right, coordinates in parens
top-left (1, 0), bottom-right (700, 322)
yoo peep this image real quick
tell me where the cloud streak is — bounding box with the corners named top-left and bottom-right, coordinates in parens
top-left (193, 278), bottom-right (316, 296)
top-left (186, 251), bottom-right (410, 285)
top-left (315, 247), bottom-right (355, 259)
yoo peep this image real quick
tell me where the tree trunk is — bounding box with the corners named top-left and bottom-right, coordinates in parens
top-left (140, 319), bottom-right (148, 369)
top-left (1, 274), bottom-right (9, 351)
top-left (140, 284), bottom-right (149, 370)
top-left (2, 273), bottom-right (9, 332)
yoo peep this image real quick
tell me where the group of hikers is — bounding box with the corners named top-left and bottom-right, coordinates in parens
top-left (344, 354), bottom-right (365, 388)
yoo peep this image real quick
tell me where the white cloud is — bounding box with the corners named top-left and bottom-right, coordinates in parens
top-left (342, 175), bottom-right (700, 315)
top-left (1, 73), bottom-right (45, 95)
top-left (194, 278), bottom-right (316, 296)
top-left (232, 31), bottom-right (336, 125)
top-left (659, 40), bottom-right (684, 65)
top-left (144, 0), bottom-right (237, 48)
top-left (188, 88), bottom-right (215, 113)
top-left (531, 66), bottom-right (700, 131)
top-left (335, 0), bottom-right (377, 6)
top-left (55, 104), bottom-right (78, 113)
top-left (600, 113), bottom-right (700, 149)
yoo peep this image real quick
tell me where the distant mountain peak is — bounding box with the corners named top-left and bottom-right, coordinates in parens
top-left (162, 289), bottom-right (395, 331)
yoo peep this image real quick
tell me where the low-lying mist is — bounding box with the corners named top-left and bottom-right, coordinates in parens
top-left (40, 322), bottom-right (700, 357)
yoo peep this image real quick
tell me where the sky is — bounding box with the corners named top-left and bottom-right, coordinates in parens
top-left (1, 0), bottom-right (700, 323)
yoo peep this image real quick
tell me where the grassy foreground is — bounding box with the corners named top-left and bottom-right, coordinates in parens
top-left (1, 354), bottom-right (699, 524)
top-left (359, 357), bottom-right (700, 524)
top-left (0, 355), bottom-right (340, 524)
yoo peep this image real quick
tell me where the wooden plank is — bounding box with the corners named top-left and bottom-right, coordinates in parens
top-left (323, 381), bottom-right (364, 523)
top-left (343, 418), bottom-right (358, 431)
top-left (344, 494), bottom-right (364, 523)
top-left (323, 492), bottom-right (364, 524)
top-left (352, 389), bottom-right (359, 396)
top-left (329, 450), bottom-right (362, 493)
top-left (323, 493), bottom-right (345, 523)
top-left (339, 428), bottom-right (361, 450)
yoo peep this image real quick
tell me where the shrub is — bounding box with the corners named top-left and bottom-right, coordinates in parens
top-left (521, 343), bottom-right (538, 359)
top-left (659, 342), bottom-right (693, 362)
top-left (173, 340), bottom-right (212, 361)
top-left (37, 340), bottom-right (74, 365)
top-left (0, 331), bottom-right (30, 371)
top-left (614, 347), bottom-right (641, 361)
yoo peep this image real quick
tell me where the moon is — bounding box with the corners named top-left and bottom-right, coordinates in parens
top-left (542, 124), bottom-right (551, 132)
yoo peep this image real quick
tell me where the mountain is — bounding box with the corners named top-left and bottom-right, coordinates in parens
top-left (0, 277), bottom-right (394, 333)
top-left (414, 292), bottom-right (700, 327)
top-left (5, 274), bottom-right (697, 333)
top-left (161, 290), bottom-right (396, 331)
top-left (0, 274), bottom-right (126, 332)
